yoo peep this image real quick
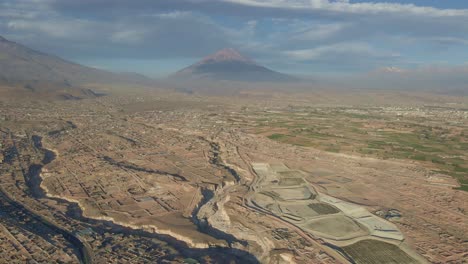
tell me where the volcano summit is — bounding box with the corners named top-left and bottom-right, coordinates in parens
top-left (173, 48), bottom-right (296, 82)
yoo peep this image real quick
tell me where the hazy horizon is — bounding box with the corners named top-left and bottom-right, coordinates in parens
top-left (1, 0), bottom-right (468, 83)
top-left (1, 2), bottom-right (467, 263)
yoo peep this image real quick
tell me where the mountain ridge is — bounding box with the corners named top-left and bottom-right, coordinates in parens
top-left (0, 35), bottom-right (153, 85)
top-left (0, 35), bottom-right (156, 99)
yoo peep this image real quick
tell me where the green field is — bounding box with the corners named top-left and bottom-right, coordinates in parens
top-left (251, 107), bottom-right (468, 192)
top-left (342, 240), bottom-right (417, 264)
top-left (307, 203), bottom-right (339, 215)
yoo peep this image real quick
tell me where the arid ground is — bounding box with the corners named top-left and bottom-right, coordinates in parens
top-left (0, 88), bottom-right (467, 263)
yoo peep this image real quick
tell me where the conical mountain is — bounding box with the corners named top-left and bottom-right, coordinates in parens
top-left (174, 48), bottom-right (296, 82)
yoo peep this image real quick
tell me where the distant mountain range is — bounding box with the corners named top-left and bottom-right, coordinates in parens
top-left (172, 48), bottom-right (297, 82)
top-left (0, 35), bottom-right (299, 99)
top-left (0, 35), bottom-right (152, 99)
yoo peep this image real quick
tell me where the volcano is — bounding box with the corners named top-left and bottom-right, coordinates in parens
top-left (173, 48), bottom-right (296, 82)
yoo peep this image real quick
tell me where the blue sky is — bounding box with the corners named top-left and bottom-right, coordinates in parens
top-left (1, 0), bottom-right (468, 78)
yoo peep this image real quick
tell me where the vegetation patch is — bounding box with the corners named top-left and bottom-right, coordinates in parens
top-left (307, 203), bottom-right (339, 215)
top-left (268, 133), bottom-right (287, 140)
top-left (342, 239), bottom-right (418, 264)
top-left (278, 178), bottom-right (304, 186)
top-left (254, 107), bottom-right (468, 192)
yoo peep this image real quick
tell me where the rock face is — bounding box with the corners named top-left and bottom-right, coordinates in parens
top-left (173, 48), bottom-right (296, 82)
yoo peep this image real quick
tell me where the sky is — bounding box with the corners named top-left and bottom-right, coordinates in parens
top-left (1, 0), bottom-right (468, 79)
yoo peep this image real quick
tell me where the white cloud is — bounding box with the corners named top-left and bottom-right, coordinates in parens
top-left (285, 42), bottom-right (385, 61)
top-left (1, 5), bottom-right (231, 59)
top-left (404, 36), bottom-right (468, 46)
top-left (110, 29), bottom-right (148, 44)
top-left (222, 0), bottom-right (468, 17)
top-left (7, 19), bottom-right (97, 38)
top-left (1, 0), bottom-right (468, 77)
top-left (246, 20), bottom-right (257, 30)
top-left (291, 23), bottom-right (349, 41)
top-left (153, 11), bottom-right (192, 19)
